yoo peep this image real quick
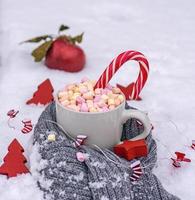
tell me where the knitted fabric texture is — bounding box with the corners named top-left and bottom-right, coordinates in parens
top-left (32, 102), bottom-right (180, 200)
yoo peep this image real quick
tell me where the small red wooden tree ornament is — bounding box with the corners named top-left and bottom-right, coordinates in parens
top-left (0, 139), bottom-right (29, 178)
top-left (171, 152), bottom-right (191, 168)
top-left (113, 139), bottom-right (148, 160)
top-left (174, 152), bottom-right (191, 162)
top-left (26, 78), bottom-right (54, 105)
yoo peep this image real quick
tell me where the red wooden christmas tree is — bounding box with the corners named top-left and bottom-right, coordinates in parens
top-left (0, 139), bottom-right (29, 178)
top-left (26, 78), bottom-right (54, 105)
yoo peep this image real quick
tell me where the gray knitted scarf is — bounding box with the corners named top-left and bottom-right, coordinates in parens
top-left (32, 102), bottom-right (180, 200)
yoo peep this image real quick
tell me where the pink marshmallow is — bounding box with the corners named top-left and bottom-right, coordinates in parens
top-left (101, 88), bottom-right (112, 95)
top-left (81, 77), bottom-right (89, 83)
top-left (97, 101), bottom-right (107, 108)
top-left (94, 88), bottom-right (101, 95)
top-left (80, 87), bottom-right (88, 94)
top-left (76, 96), bottom-right (85, 104)
top-left (76, 152), bottom-right (86, 162)
top-left (80, 103), bottom-right (89, 112)
top-left (101, 89), bottom-right (107, 95)
top-left (102, 107), bottom-right (110, 112)
top-left (93, 95), bottom-right (101, 102)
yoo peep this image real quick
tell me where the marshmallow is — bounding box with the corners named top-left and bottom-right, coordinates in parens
top-left (83, 92), bottom-right (94, 100)
top-left (70, 99), bottom-right (76, 105)
top-left (94, 88), bottom-right (101, 95)
top-left (97, 100), bottom-right (107, 108)
top-left (61, 99), bottom-right (70, 106)
top-left (93, 95), bottom-right (101, 102)
top-left (118, 95), bottom-right (124, 102)
top-left (108, 98), bottom-right (115, 106)
top-left (68, 90), bottom-right (74, 96)
top-left (90, 80), bottom-right (97, 87)
top-left (73, 87), bottom-right (80, 93)
top-left (101, 94), bottom-right (109, 102)
top-left (67, 84), bottom-right (76, 90)
top-left (89, 107), bottom-right (97, 112)
top-left (107, 93), bottom-right (117, 99)
top-left (86, 100), bottom-right (94, 108)
top-left (80, 103), bottom-right (89, 112)
top-left (102, 107), bottom-right (110, 112)
top-left (76, 152), bottom-right (86, 162)
top-left (58, 91), bottom-right (68, 98)
top-left (109, 105), bottom-right (116, 110)
top-left (112, 87), bottom-right (121, 94)
top-left (114, 98), bottom-right (121, 106)
top-left (59, 95), bottom-right (68, 101)
top-left (79, 86), bottom-right (88, 94)
top-left (48, 134), bottom-right (56, 142)
top-left (76, 96), bottom-right (85, 104)
top-left (73, 92), bottom-right (81, 99)
top-left (81, 77), bottom-right (89, 83)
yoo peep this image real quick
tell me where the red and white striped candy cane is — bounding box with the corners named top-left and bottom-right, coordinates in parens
top-left (191, 140), bottom-right (195, 150)
top-left (7, 109), bottom-right (19, 118)
top-left (74, 135), bottom-right (88, 148)
top-left (130, 160), bottom-right (143, 181)
top-left (94, 51), bottom-right (149, 100)
top-left (171, 158), bottom-right (181, 168)
top-left (21, 120), bottom-right (33, 134)
top-left (7, 109), bottom-right (19, 129)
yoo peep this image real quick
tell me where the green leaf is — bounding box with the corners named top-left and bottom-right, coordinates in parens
top-left (21, 35), bottom-right (52, 44)
top-left (58, 24), bottom-right (69, 33)
top-left (31, 40), bottom-right (53, 62)
top-left (71, 32), bottom-right (84, 44)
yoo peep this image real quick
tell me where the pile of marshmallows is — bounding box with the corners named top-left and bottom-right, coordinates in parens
top-left (58, 78), bottom-right (125, 113)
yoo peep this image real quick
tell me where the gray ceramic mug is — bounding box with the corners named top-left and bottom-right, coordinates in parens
top-left (56, 94), bottom-right (151, 149)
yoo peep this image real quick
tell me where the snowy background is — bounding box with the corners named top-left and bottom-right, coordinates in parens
top-left (0, 0), bottom-right (195, 199)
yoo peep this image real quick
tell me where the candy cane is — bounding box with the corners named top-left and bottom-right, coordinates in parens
top-left (21, 120), bottom-right (33, 134)
top-left (130, 160), bottom-right (143, 181)
top-left (7, 109), bottom-right (19, 129)
top-left (191, 140), bottom-right (195, 150)
top-left (7, 109), bottom-right (19, 118)
top-left (74, 135), bottom-right (88, 148)
top-left (171, 159), bottom-right (181, 168)
top-left (94, 51), bottom-right (149, 100)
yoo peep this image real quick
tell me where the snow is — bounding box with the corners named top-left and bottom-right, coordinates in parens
top-left (0, 0), bottom-right (195, 199)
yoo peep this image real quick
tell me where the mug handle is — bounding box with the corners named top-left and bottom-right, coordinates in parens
top-left (121, 109), bottom-right (152, 141)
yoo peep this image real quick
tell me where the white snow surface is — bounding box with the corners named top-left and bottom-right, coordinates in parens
top-left (0, 0), bottom-right (195, 199)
